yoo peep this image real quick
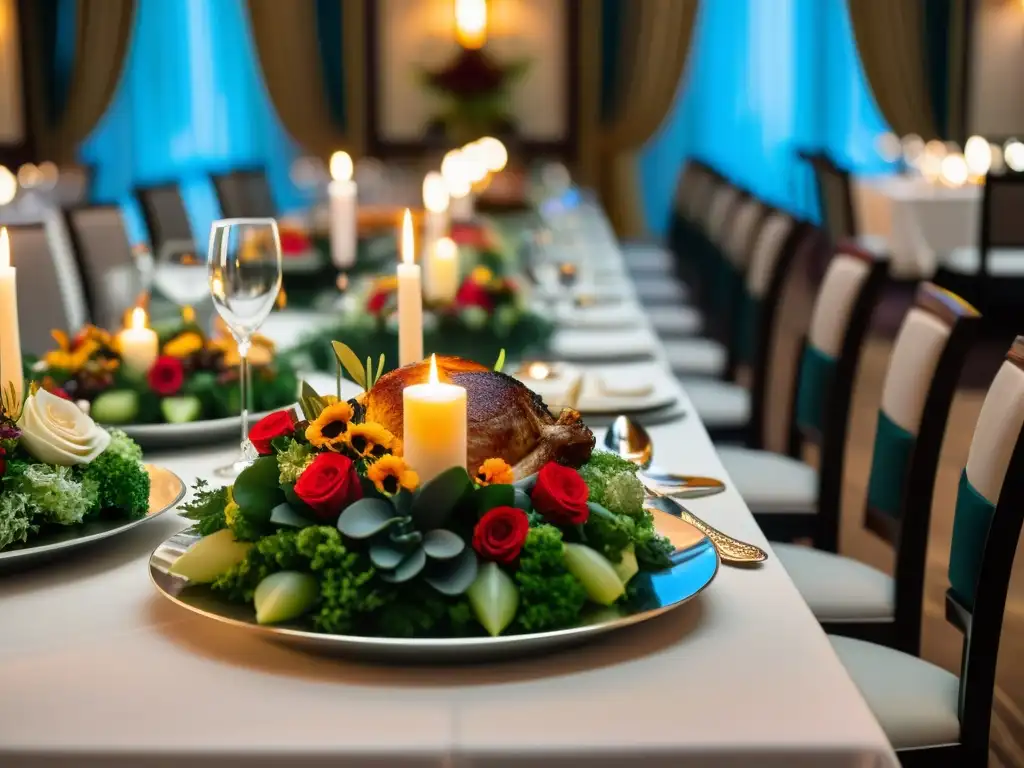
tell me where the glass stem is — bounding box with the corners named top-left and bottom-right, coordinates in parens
top-left (238, 338), bottom-right (252, 449)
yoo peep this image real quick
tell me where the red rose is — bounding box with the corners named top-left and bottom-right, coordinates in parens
top-left (249, 410), bottom-right (296, 456)
top-left (367, 290), bottom-right (390, 315)
top-left (147, 356), bottom-right (185, 396)
top-left (280, 229), bottom-right (310, 255)
top-left (0, 447), bottom-right (6, 478)
top-left (531, 462), bottom-right (590, 525)
top-left (293, 452), bottom-right (363, 521)
top-left (450, 222), bottom-right (487, 248)
top-left (473, 506), bottom-right (530, 564)
top-left (456, 279), bottom-right (494, 310)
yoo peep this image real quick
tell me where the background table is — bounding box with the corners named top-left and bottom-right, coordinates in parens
top-left (854, 175), bottom-right (979, 279)
top-left (0, 204), bottom-right (899, 767)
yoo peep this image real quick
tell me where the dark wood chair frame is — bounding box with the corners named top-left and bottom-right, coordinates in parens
top-left (210, 166), bottom-right (277, 220)
top-left (758, 242), bottom-right (889, 550)
top-left (60, 204), bottom-right (135, 326)
top-left (134, 180), bottom-right (196, 254)
top-left (899, 338), bottom-right (1024, 766)
top-left (823, 284), bottom-right (981, 656)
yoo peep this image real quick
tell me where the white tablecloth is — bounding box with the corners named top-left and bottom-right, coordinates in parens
top-left (0, 204), bottom-right (899, 767)
top-left (853, 175), bottom-right (980, 279)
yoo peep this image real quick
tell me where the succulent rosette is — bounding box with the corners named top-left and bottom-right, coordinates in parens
top-left (28, 313), bottom-right (298, 426)
top-left (171, 351), bottom-right (675, 639)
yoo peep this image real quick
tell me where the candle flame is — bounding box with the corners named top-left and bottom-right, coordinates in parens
top-left (0, 227), bottom-right (8, 268)
top-left (435, 237), bottom-right (457, 260)
top-left (454, 0), bottom-right (486, 49)
top-left (401, 208), bottom-right (415, 265)
top-left (130, 306), bottom-right (147, 330)
top-left (428, 353), bottom-right (440, 384)
top-left (330, 151), bottom-right (353, 182)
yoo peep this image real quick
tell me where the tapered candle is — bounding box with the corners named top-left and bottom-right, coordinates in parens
top-left (397, 209), bottom-right (423, 366)
top-left (0, 228), bottom-right (22, 406)
top-left (403, 354), bottom-right (467, 483)
top-left (117, 307), bottom-right (159, 375)
top-left (328, 151), bottom-right (357, 269)
top-left (425, 236), bottom-right (459, 304)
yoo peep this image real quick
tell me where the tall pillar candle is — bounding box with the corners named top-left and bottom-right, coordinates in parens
top-left (328, 151), bottom-right (357, 269)
top-left (403, 354), bottom-right (467, 483)
top-left (0, 228), bottom-right (21, 406)
top-left (397, 208), bottom-right (423, 366)
top-left (117, 307), bottom-right (159, 375)
top-left (425, 237), bottom-right (459, 304)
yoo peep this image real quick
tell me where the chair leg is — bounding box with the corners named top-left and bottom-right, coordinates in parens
top-left (755, 513), bottom-right (818, 542)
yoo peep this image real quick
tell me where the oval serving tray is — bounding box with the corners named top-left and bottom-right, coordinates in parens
top-left (148, 508), bottom-right (718, 663)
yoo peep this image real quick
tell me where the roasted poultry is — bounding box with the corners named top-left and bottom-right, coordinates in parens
top-left (361, 356), bottom-right (594, 478)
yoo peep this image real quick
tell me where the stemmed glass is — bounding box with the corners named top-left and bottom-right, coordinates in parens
top-left (208, 218), bottom-right (283, 479)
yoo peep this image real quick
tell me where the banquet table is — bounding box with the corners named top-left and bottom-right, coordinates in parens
top-left (0, 204), bottom-right (899, 767)
top-left (853, 174), bottom-right (980, 279)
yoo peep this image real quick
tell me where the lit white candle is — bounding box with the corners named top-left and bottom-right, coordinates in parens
top-left (117, 307), bottom-right (159, 375)
top-left (425, 236), bottom-right (459, 304)
top-left (442, 149), bottom-right (475, 223)
top-left (328, 151), bottom-right (357, 269)
top-left (422, 171), bottom-right (449, 256)
top-left (397, 208), bottom-right (423, 366)
top-left (0, 228), bottom-right (22, 406)
top-left (403, 354), bottom-right (467, 483)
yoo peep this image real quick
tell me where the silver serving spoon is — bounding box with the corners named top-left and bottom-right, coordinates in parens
top-left (601, 416), bottom-right (726, 500)
top-left (604, 415), bottom-right (767, 565)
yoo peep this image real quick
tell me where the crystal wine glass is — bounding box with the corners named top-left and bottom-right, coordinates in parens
top-left (208, 218), bottom-right (283, 479)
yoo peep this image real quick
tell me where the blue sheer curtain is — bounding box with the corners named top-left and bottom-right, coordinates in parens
top-left (639, 0), bottom-right (896, 234)
top-left (80, 0), bottom-right (306, 246)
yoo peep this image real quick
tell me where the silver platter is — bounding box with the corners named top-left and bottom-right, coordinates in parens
top-left (0, 465), bottom-right (186, 574)
top-left (148, 508), bottom-right (718, 663)
top-left (116, 412), bottom-right (272, 450)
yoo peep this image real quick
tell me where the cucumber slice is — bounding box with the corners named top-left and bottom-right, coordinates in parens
top-left (160, 395), bottom-right (203, 424)
top-left (169, 529), bottom-right (253, 583)
top-left (91, 390), bottom-right (140, 425)
top-left (612, 545), bottom-right (639, 586)
top-left (563, 543), bottom-right (626, 606)
top-left (467, 562), bottom-right (520, 637)
top-left (253, 571), bottom-right (319, 625)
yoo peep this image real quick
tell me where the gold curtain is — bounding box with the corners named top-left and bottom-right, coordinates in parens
top-left (21, 0), bottom-right (136, 163)
top-left (247, 0), bottom-right (365, 160)
top-left (580, 0), bottom-right (700, 238)
top-left (848, 1), bottom-right (936, 139)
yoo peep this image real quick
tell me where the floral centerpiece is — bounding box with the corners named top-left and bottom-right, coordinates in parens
top-left (0, 383), bottom-right (150, 552)
top-left (294, 222), bottom-right (551, 373)
top-left (169, 353), bottom-right (674, 638)
top-left (30, 315), bottom-right (298, 426)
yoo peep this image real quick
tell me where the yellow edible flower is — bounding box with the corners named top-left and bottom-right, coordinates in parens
top-left (471, 266), bottom-right (493, 285)
top-left (367, 455), bottom-right (419, 496)
top-left (475, 458), bottom-right (514, 486)
top-left (345, 421), bottom-right (397, 459)
top-left (162, 332), bottom-right (204, 359)
top-left (305, 401), bottom-right (356, 451)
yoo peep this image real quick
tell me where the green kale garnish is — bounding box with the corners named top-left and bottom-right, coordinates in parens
top-left (81, 431), bottom-right (150, 518)
top-left (633, 509), bottom-right (675, 570)
top-left (578, 451), bottom-right (645, 517)
top-left (179, 480), bottom-right (229, 536)
top-left (513, 524), bottom-right (588, 633)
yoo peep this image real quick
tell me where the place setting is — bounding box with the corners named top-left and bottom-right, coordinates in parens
top-left (148, 348), bottom-right (725, 663)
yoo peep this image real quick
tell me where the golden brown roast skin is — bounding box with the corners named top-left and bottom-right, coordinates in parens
top-left (361, 356), bottom-right (594, 477)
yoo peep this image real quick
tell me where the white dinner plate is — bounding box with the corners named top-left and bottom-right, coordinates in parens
top-left (548, 328), bottom-right (657, 362)
top-left (514, 362), bottom-right (678, 415)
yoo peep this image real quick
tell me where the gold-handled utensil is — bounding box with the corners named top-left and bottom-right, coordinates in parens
top-left (604, 415), bottom-right (767, 565)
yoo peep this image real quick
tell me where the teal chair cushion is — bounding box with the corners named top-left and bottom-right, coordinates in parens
top-left (866, 411), bottom-right (916, 520)
top-left (795, 345), bottom-right (836, 435)
top-left (948, 470), bottom-right (996, 610)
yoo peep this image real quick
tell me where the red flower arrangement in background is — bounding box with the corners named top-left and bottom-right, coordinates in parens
top-left (147, 356), bottom-right (185, 396)
top-left (279, 229), bottom-right (311, 256)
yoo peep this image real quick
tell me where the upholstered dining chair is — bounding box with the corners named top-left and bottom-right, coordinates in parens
top-left (935, 169), bottom-right (1024, 320)
top-left (716, 242), bottom-right (889, 549)
top-left (683, 214), bottom-right (820, 446)
top-left (773, 283), bottom-right (980, 656)
top-left (829, 337), bottom-right (1024, 765)
top-left (5, 224), bottom-right (89, 356)
top-left (211, 168), bottom-right (277, 219)
top-left (62, 206), bottom-right (145, 332)
top-left (135, 182), bottom-right (197, 259)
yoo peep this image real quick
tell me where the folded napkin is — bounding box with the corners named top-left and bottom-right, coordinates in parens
top-left (514, 364), bottom-right (657, 413)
